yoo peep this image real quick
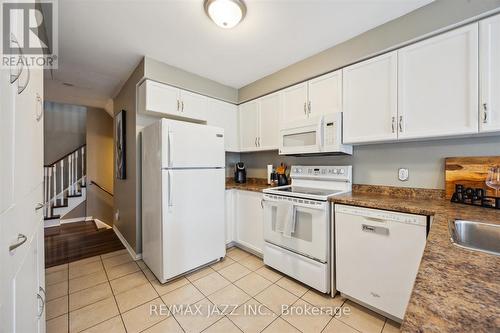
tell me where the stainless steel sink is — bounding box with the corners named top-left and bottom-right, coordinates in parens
top-left (449, 220), bottom-right (500, 256)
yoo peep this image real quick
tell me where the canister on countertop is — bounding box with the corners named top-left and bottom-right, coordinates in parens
top-left (267, 165), bottom-right (273, 185)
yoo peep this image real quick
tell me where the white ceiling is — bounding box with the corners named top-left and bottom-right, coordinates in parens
top-left (48, 0), bottom-right (433, 107)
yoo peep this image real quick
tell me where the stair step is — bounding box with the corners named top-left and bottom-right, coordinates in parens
top-left (44, 215), bottom-right (61, 221)
top-left (67, 193), bottom-right (82, 198)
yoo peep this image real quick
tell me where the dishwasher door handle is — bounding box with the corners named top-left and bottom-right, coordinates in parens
top-left (362, 224), bottom-right (389, 235)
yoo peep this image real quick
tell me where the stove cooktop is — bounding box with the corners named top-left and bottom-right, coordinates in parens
top-left (264, 185), bottom-right (346, 199)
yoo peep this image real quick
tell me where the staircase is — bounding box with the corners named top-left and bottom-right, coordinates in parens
top-left (44, 145), bottom-right (87, 227)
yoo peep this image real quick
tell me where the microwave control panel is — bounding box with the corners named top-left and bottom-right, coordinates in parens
top-left (324, 121), bottom-right (336, 146)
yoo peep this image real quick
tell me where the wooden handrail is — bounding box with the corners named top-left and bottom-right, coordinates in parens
top-left (90, 180), bottom-right (113, 197)
top-left (44, 144), bottom-right (86, 167)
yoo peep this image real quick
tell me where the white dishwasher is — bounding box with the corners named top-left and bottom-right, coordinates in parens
top-left (334, 204), bottom-right (428, 321)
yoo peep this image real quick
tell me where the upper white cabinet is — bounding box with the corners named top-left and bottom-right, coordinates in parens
top-left (281, 82), bottom-right (308, 124)
top-left (281, 70), bottom-right (343, 127)
top-left (343, 52), bottom-right (398, 144)
top-left (239, 100), bottom-right (260, 150)
top-left (480, 14), bottom-right (500, 133)
top-left (138, 80), bottom-right (208, 122)
top-left (258, 93), bottom-right (281, 150)
top-left (206, 99), bottom-right (239, 152)
top-left (308, 70), bottom-right (343, 118)
top-left (179, 89), bottom-right (208, 122)
top-left (239, 92), bottom-right (281, 151)
top-left (398, 24), bottom-right (479, 139)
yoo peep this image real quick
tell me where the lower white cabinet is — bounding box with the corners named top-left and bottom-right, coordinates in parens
top-left (233, 190), bottom-right (264, 254)
top-left (0, 38), bottom-right (45, 332)
top-left (225, 190), bottom-right (235, 244)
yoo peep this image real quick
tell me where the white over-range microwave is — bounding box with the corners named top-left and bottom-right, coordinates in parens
top-left (279, 113), bottom-right (352, 156)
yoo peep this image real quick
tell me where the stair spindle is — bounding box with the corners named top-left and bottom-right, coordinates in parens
top-left (52, 165), bottom-right (56, 210)
top-left (68, 154), bottom-right (72, 196)
top-left (81, 146), bottom-right (85, 186)
top-left (75, 150), bottom-right (79, 189)
top-left (48, 167), bottom-right (52, 218)
top-left (60, 160), bottom-right (64, 205)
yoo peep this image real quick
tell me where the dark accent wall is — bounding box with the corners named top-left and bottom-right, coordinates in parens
top-left (43, 101), bottom-right (86, 165)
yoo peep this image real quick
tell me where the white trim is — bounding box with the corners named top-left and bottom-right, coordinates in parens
top-left (94, 218), bottom-right (112, 230)
top-left (59, 216), bottom-right (87, 224)
top-left (113, 225), bottom-right (142, 260)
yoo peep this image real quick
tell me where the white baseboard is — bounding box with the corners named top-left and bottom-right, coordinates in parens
top-left (113, 225), bottom-right (142, 260)
top-left (93, 218), bottom-right (112, 230)
top-left (60, 216), bottom-right (87, 224)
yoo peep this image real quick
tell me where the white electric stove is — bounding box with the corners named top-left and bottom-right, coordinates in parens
top-left (262, 165), bottom-right (352, 294)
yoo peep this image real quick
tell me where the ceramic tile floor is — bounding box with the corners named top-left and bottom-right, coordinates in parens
top-left (45, 247), bottom-right (401, 333)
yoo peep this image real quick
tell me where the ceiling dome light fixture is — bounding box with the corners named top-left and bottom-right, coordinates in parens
top-left (204, 0), bottom-right (246, 29)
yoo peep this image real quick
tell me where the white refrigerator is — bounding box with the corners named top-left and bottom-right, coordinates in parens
top-left (142, 118), bottom-right (226, 283)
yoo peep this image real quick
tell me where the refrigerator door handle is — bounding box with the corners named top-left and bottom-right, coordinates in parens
top-left (168, 170), bottom-right (174, 207)
top-left (168, 131), bottom-right (173, 167)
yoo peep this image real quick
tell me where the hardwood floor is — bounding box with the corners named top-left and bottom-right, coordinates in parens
top-left (44, 221), bottom-right (125, 268)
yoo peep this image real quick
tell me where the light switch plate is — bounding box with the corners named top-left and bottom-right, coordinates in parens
top-left (398, 168), bottom-right (409, 181)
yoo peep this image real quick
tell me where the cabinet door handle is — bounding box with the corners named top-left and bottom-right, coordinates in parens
top-left (398, 115), bottom-right (403, 133)
top-left (35, 203), bottom-right (44, 211)
top-left (303, 102), bottom-right (307, 115)
top-left (37, 293), bottom-right (45, 318)
top-left (39, 286), bottom-right (46, 299)
top-left (308, 101), bottom-right (311, 114)
top-left (35, 93), bottom-right (43, 121)
top-left (260, 199), bottom-right (264, 209)
top-left (391, 116), bottom-right (395, 133)
top-left (9, 33), bottom-right (23, 84)
top-left (483, 103), bottom-right (488, 124)
top-left (258, 137), bottom-right (260, 147)
top-left (254, 137), bottom-right (258, 147)
top-left (9, 234), bottom-right (27, 252)
top-left (181, 100), bottom-right (184, 112)
top-left (176, 99), bottom-right (180, 111)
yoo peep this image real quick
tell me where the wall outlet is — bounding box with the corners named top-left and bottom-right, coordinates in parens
top-left (398, 168), bottom-right (409, 181)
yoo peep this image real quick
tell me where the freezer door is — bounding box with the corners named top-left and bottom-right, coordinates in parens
top-left (161, 168), bottom-right (226, 281)
top-left (161, 119), bottom-right (225, 168)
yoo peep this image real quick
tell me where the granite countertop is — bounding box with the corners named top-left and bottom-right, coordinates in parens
top-left (225, 178), bottom-right (270, 192)
top-left (329, 185), bottom-right (500, 332)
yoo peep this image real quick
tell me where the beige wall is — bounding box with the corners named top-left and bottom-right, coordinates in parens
top-left (238, 0), bottom-right (500, 102)
top-left (86, 107), bottom-right (114, 225)
top-left (43, 101), bottom-right (86, 165)
top-left (113, 59), bottom-right (144, 253)
top-left (144, 57), bottom-right (238, 104)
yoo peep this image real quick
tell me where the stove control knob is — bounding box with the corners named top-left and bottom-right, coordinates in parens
top-left (333, 169), bottom-right (339, 174)
top-left (339, 169), bottom-right (345, 175)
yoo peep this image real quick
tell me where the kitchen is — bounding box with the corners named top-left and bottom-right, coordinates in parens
top-left (1, 1), bottom-right (500, 333)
